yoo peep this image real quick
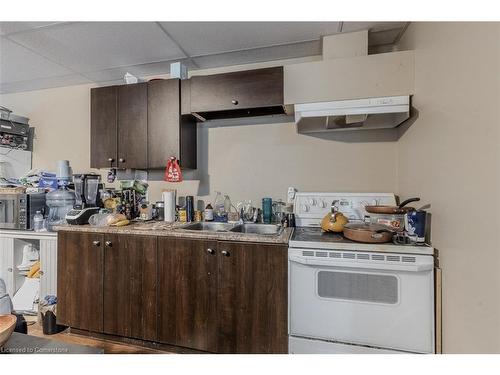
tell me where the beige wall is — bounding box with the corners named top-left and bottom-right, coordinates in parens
top-left (397, 22), bottom-right (500, 353)
top-left (0, 58), bottom-right (399, 206)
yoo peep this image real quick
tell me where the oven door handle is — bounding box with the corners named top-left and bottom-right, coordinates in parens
top-left (289, 255), bottom-right (434, 272)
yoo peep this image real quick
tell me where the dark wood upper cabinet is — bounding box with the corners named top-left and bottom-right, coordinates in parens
top-left (148, 79), bottom-right (197, 169)
top-left (103, 234), bottom-right (158, 341)
top-left (189, 66), bottom-right (285, 121)
top-left (117, 83), bottom-right (148, 169)
top-left (157, 237), bottom-right (218, 352)
top-left (216, 241), bottom-right (288, 354)
top-left (90, 86), bottom-right (118, 168)
top-left (57, 231), bottom-right (104, 332)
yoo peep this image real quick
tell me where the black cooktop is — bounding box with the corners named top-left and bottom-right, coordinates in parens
top-left (291, 227), bottom-right (345, 243)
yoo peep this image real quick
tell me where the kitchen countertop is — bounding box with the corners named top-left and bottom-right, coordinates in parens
top-left (54, 221), bottom-right (293, 245)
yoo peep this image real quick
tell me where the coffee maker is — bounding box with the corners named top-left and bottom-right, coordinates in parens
top-left (65, 174), bottom-right (102, 225)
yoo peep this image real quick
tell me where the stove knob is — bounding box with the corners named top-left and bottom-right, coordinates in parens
top-left (318, 200), bottom-right (326, 208)
top-left (301, 204), bottom-right (309, 212)
top-left (308, 198), bottom-right (316, 206)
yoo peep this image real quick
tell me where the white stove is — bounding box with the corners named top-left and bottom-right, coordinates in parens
top-left (288, 192), bottom-right (435, 354)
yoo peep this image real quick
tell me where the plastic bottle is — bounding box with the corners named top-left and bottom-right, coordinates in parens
top-left (33, 211), bottom-right (44, 232)
top-left (214, 191), bottom-right (228, 222)
top-left (204, 204), bottom-right (214, 221)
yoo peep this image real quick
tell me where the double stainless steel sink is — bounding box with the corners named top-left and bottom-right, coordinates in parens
top-left (181, 222), bottom-right (283, 236)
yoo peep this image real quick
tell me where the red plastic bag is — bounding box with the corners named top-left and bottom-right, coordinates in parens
top-left (164, 156), bottom-right (183, 182)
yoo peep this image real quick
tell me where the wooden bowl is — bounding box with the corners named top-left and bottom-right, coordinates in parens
top-left (0, 314), bottom-right (17, 347)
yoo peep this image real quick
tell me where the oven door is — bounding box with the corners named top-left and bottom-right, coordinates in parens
top-left (0, 194), bottom-right (20, 229)
top-left (289, 249), bottom-right (435, 353)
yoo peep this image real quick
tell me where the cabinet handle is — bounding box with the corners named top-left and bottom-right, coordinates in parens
top-left (231, 99), bottom-right (238, 105)
top-left (39, 270), bottom-right (44, 276)
top-left (105, 241), bottom-right (112, 247)
top-left (221, 250), bottom-right (230, 257)
top-left (119, 158), bottom-right (125, 163)
top-left (93, 240), bottom-right (101, 247)
top-left (108, 158), bottom-right (115, 162)
top-left (206, 248), bottom-right (215, 255)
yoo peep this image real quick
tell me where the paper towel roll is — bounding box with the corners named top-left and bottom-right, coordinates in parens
top-left (163, 190), bottom-right (176, 223)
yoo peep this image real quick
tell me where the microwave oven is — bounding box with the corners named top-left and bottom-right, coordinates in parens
top-left (0, 192), bottom-right (46, 230)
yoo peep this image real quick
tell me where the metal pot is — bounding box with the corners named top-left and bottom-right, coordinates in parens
top-left (364, 197), bottom-right (420, 215)
top-left (343, 223), bottom-right (394, 243)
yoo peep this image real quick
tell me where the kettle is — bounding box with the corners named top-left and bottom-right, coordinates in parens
top-left (321, 200), bottom-right (348, 233)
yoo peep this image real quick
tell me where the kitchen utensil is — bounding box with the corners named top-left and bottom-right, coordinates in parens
top-left (343, 223), bottom-right (394, 243)
top-left (365, 197), bottom-right (420, 214)
top-left (0, 314), bottom-right (16, 346)
top-left (321, 200), bottom-right (348, 233)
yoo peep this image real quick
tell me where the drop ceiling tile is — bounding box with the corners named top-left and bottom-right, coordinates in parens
top-left (161, 22), bottom-right (339, 56)
top-left (0, 74), bottom-right (91, 94)
top-left (9, 22), bottom-right (186, 73)
top-left (342, 22), bottom-right (407, 33)
top-left (191, 40), bottom-right (321, 69)
top-left (0, 22), bottom-right (61, 36)
top-left (0, 37), bottom-right (73, 83)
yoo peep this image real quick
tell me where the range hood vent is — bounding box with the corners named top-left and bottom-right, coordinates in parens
top-left (295, 96), bottom-right (410, 133)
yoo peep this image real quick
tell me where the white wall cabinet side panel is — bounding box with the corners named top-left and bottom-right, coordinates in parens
top-left (0, 237), bottom-right (15, 296)
top-left (40, 238), bottom-right (57, 298)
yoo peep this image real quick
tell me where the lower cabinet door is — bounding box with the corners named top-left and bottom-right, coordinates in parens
top-left (217, 242), bottom-right (288, 354)
top-left (57, 232), bottom-right (104, 332)
top-left (103, 234), bottom-right (157, 341)
top-left (157, 237), bottom-right (218, 352)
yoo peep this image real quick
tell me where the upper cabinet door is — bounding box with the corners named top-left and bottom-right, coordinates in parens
top-left (117, 83), bottom-right (148, 169)
top-left (147, 79), bottom-right (180, 169)
top-left (190, 67), bottom-right (284, 120)
top-left (90, 86), bottom-right (118, 168)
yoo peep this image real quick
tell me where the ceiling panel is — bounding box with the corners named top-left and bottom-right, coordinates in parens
top-left (192, 40), bottom-right (321, 70)
top-left (0, 22), bottom-right (61, 36)
top-left (0, 37), bottom-right (74, 83)
top-left (161, 22), bottom-right (340, 56)
top-left (342, 22), bottom-right (407, 33)
top-left (0, 74), bottom-right (91, 94)
top-left (9, 22), bottom-right (186, 73)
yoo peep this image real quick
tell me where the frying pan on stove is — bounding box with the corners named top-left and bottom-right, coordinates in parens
top-left (364, 197), bottom-right (420, 215)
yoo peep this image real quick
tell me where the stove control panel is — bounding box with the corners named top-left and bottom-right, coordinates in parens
top-left (293, 192), bottom-right (396, 227)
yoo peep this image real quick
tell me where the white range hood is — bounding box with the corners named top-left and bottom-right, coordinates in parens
top-left (295, 95), bottom-right (410, 133)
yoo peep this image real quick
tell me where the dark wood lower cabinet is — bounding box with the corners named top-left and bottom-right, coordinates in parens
top-left (57, 232), bottom-right (288, 353)
top-left (157, 237), bottom-right (218, 352)
top-left (217, 242), bottom-right (288, 354)
top-left (57, 231), bottom-right (104, 332)
top-left (103, 234), bottom-right (157, 341)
